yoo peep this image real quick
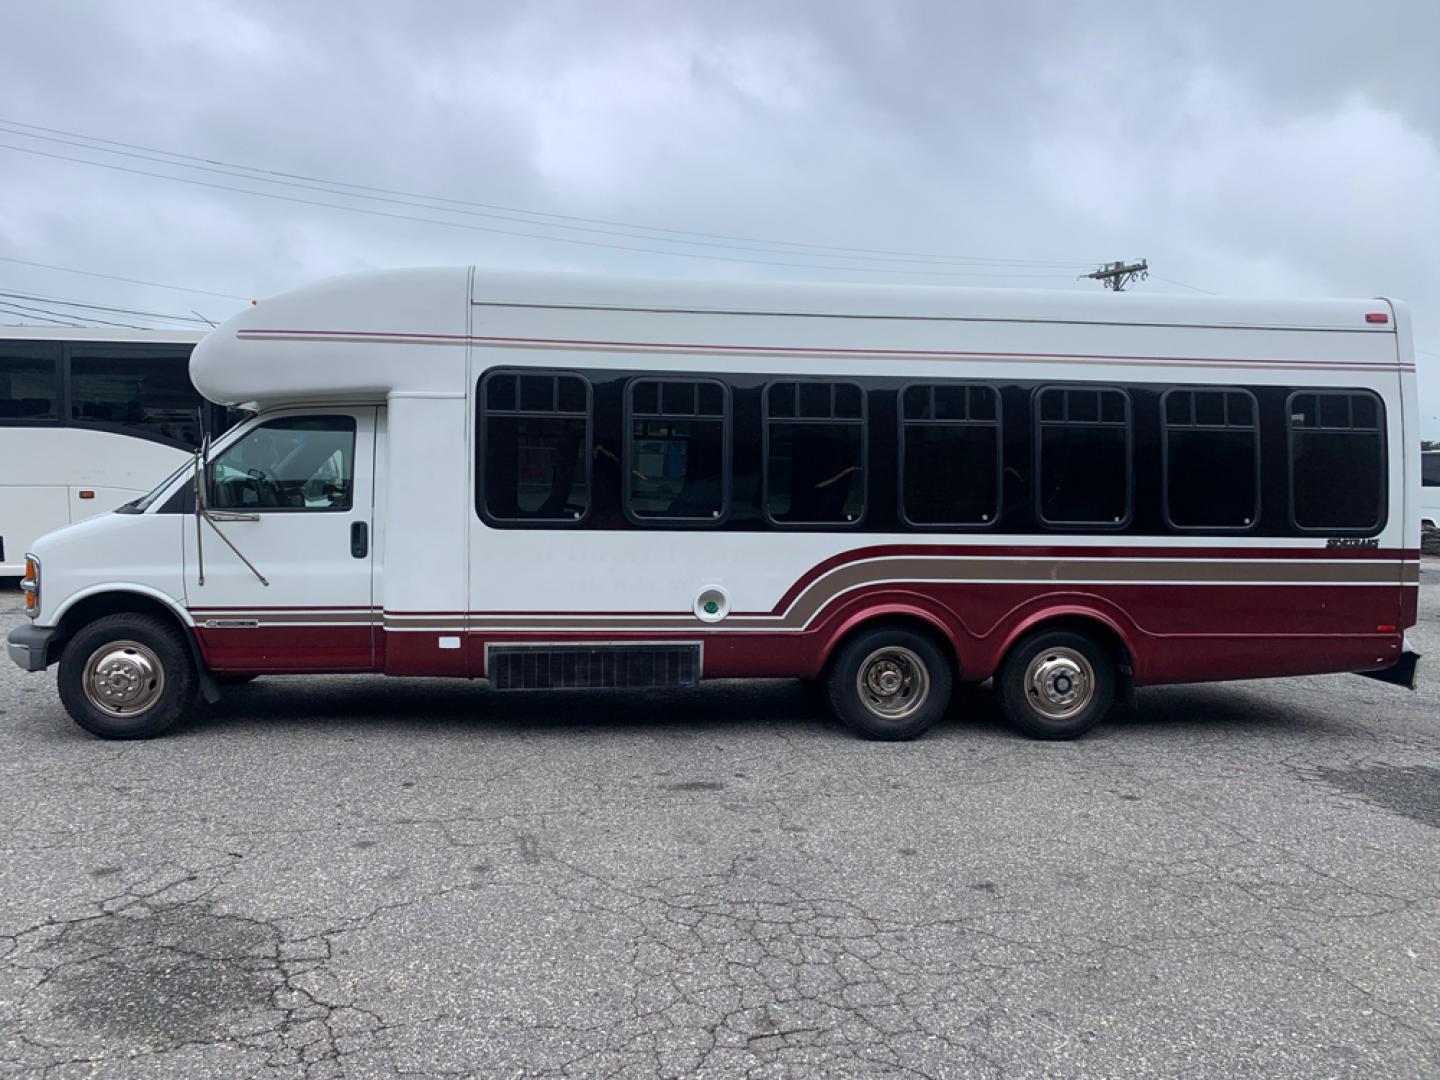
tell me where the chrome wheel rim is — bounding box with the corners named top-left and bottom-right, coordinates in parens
top-left (1024, 647), bottom-right (1094, 721)
top-left (82, 640), bottom-right (166, 717)
top-left (856, 646), bottom-right (930, 720)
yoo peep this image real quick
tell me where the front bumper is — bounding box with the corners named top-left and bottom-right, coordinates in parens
top-left (6, 623), bottom-right (57, 673)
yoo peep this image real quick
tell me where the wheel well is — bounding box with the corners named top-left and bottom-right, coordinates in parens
top-left (1006, 615), bottom-right (1134, 678)
top-left (56, 592), bottom-right (189, 643)
top-left (823, 614), bottom-right (960, 679)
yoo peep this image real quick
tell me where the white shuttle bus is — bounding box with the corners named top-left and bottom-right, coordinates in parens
top-left (7, 269), bottom-right (1422, 741)
top-left (0, 327), bottom-right (233, 575)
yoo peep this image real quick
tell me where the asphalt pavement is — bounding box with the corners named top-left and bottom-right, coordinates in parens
top-left (0, 581), bottom-right (1436, 1078)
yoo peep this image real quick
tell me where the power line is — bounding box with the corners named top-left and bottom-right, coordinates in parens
top-left (0, 139), bottom-right (1080, 280)
top-left (0, 297), bottom-right (150, 329)
top-left (1149, 274), bottom-right (1216, 295)
top-left (0, 289), bottom-right (211, 326)
top-left (0, 304), bottom-right (80, 327)
top-left (0, 117), bottom-right (1093, 270)
top-left (0, 256), bottom-right (251, 301)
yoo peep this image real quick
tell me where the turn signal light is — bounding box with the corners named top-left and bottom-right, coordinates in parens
top-left (78, 490), bottom-right (95, 500)
top-left (21, 556), bottom-right (38, 614)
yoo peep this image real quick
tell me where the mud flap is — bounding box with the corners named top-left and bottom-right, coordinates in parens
top-left (1357, 650), bottom-right (1420, 691)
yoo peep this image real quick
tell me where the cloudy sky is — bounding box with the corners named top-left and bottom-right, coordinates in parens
top-left (2, 1), bottom-right (1438, 425)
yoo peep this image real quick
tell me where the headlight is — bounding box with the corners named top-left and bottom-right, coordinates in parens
top-left (20, 555), bottom-right (38, 618)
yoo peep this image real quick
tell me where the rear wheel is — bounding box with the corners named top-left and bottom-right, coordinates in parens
top-left (57, 614), bottom-right (199, 739)
top-left (997, 629), bottom-right (1115, 740)
top-left (826, 626), bottom-right (953, 740)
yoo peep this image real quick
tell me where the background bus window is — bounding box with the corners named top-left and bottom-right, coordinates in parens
top-left (69, 351), bottom-right (205, 446)
top-left (481, 371), bottom-right (592, 523)
top-left (626, 378), bottom-right (728, 522)
top-left (1035, 386), bottom-right (1131, 527)
top-left (0, 350), bottom-right (60, 420)
top-left (1422, 451), bottom-right (1440, 488)
top-left (900, 383), bottom-right (1000, 526)
top-left (764, 381), bottom-right (865, 525)
top-left (1288, 391), bottom-right (1384, 531)
top-left (1162, 388), bottom-right (1259, 530)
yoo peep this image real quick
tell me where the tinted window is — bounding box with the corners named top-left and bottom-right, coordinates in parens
top-left (1423, 453), bottom-right (1440, 488)
top-left (1035, 387), bottom-right (1130, 526)
top-left (1163, 389), bottom-right (1259, 529)
top-left (69, 351), bottom-right (205, 446)
top-left (626, 378), bottom-right (728, 521)
top-left (481, 371), bottom-right (591, 523)
top-left (0, 350), bottom-right (60, 420)
top-left (900, 384), bottom-right (1000, 525)
top-left (1288, 391), bottom-right (1384, 531)
top-left (210, 416), bottom-right (355, 511)
top-left (764, 381), bottom-right (865, 525)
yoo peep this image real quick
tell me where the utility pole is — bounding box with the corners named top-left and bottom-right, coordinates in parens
top-left (1085, 259), bottom-right (1149, 292)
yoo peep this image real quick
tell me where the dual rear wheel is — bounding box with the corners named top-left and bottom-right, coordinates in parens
top-left (825, 624), bottom-right (1116, 741)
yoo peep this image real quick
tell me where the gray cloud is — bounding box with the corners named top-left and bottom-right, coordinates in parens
top-left (1, 1), bottom-right (1436, 422)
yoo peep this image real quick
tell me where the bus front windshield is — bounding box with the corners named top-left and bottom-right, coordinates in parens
top-left (119, 458), bottom-right (194, 514)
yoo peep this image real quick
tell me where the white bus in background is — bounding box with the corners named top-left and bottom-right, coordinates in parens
top-left (0, 327), bottom-right (241, 575)
top-left (1421, 449), bottom-right (1440, 530)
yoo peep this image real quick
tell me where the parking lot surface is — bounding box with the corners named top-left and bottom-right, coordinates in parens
top-left (0, 584), bottom-right (1437, 1080)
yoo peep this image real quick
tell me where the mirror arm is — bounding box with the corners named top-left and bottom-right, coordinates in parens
top-left (194, 434), bottom-right (270, 588)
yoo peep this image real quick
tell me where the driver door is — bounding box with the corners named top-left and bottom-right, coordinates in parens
top-left (184, 408), bottom-right (377, 671)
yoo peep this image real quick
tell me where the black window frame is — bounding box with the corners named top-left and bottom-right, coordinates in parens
top-left (477, 367), bottom-right (594, 528)
top-left (1285, 388), bottom-right (1387, 534)
top-left (0, 342), bottom-right (63, 426)
top-left (622, 376), bottom-right (732, 527)
top-left (761, 379), bottom-right (868, 528)
top-left (1032, 384), bottom-right (1134, 530)
top-left (1159, 387), bottom-right (1261, 533)
top-left (206, 413), bottom-right (358, 514)
top-left (896, 381), bottom-right (1003, 529)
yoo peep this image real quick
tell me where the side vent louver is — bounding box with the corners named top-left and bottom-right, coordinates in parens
top-left (487, 644), bottom-right (701, 691)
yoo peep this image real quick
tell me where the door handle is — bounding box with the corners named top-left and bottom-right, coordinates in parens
top-left (350, 521), bottom-right (368, 559)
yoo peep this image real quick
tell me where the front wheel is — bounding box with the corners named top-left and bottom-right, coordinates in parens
top-left (57, 613), bottom-right (199, 739)
top-left (997, 629), bottom-right (1115, 740)
top-left (826, 626), bottom-right (953, 740)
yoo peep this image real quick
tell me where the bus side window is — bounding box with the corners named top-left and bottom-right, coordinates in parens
top-left (69, 350), bottom-right (205, 447)
top-left (1287, 390), bottom-right (1385, 532)
top-left (898, 383), bottom-right (1000, 527)
top-left (479, 371), bottom-right (592, 525)
top-left (1034, 386), bottom-right (1131, 528)
top-left (763, 381), bottom-right (866, 526)
top-left (1161, 388), bottom-right (1259, 531)
top-left (624, 378), bottom-right (729, 524)
top-left (1421, 451), bottom-right (1440, 488)
top-left (0, 349), bottom-right (61, 420)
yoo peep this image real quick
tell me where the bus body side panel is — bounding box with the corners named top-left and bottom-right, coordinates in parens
top-left (380, 395), bottom-right (470, 677)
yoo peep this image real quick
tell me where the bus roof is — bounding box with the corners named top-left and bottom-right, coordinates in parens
top-left (191, 266), bottom-right (1409, 409)
top-left (468, 267), bottom-right (1401, 333)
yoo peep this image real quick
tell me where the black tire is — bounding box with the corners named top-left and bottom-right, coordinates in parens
top-left (997, 629), bottom-right (1115, 740)
top-left (57, 613), bottom-right (199, 740)
top-left (216, 673), bottom-right (259, 686)
top-left (825, 626), bottom-right (953, 740)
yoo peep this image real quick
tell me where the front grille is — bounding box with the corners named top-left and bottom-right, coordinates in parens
top-left (487, 644), bottom-right (700, 691)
